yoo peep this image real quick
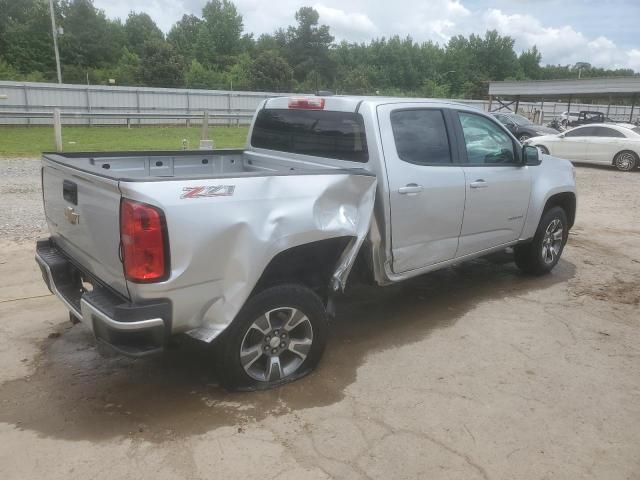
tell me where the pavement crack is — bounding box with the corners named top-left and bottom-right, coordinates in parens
top-left (0, 293), bottom-right (52, 304)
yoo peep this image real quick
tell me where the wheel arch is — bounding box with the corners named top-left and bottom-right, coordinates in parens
top-left (533, 143), bottom-right (549, 154)
top-left (542, 192), bottom-right (576, 229)
top-left (251, 236), bottom-right (354, 301)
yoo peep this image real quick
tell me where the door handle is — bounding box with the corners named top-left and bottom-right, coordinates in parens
top-left (469, 180), bottom-right (488, 189)
top-left (398, 184), bottom-right (424, 195)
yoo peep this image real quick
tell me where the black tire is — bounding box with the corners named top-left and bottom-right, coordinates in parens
top-left (613, 151), bottom-right (638, 171)
top-left (535, 145), bottom-right (549, 155)
top-left (514, 206), bottom-right (568, 275)
top-left (215, 284), bottom-right (328, 391)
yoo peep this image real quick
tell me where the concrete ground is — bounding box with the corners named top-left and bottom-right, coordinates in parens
top-left (0, 160), bottom-right (638, 480)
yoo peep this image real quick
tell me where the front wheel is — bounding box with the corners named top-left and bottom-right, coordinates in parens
top-left (535, 145), bottom-right (549, 155)
top-left (216, 284), bottom-right (328, 391)
top-left (613, 151), bottom-right (638, 171)
top-left (518, 133), bottom-right (531, 142)
top-left (514, 206), bottom-right (568, 275)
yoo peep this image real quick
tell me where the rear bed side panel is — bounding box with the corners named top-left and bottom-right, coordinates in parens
top-left (41, 158), bottom-right (128, 297)
top-left (119, 172), bottom-right (377, 341)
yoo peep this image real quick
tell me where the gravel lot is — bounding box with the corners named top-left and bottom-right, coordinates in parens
top-left (0, 158), bottom-right (639, 479)
top-left (0, 158), bottom-right (46, 241)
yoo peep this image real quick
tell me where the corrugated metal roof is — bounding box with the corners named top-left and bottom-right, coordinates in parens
top-left (489, 77), bottom-right (640, 96)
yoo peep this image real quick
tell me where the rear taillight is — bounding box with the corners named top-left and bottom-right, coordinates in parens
top-left (120, 199), bottom-right (168, 282)
top-left (288, 97), bottom-right (325, 110)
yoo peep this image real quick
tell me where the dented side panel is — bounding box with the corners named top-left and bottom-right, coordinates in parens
top-left (119, 173), bottom-right (377, 342)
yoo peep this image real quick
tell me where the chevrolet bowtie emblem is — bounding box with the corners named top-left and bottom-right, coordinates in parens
top-left (64, 206), bottom-right (80, 224)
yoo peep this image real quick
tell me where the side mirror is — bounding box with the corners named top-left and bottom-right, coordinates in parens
top-left (523, 145), bottom-right (541, 166)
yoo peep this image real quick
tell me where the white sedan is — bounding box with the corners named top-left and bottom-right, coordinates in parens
top-left (528, 123), bottom-right (640, 171)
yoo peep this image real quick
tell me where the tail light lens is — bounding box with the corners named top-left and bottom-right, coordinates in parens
top-left (120, 199), bottom-right (168, 282)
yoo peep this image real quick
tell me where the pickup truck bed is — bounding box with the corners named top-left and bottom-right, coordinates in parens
top-left (38, 147), bottom-right (377, 359)
top-left (43, 149), bottom-right (343, 181)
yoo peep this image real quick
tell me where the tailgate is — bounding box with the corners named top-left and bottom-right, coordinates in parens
top-left (42, 159), bottom-right (128, 297)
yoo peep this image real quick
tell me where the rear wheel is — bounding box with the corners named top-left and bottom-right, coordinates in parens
top-left (216, 284), bottom-right (328, 391)
top-left (613, 151), bottom-right (638, 171)
top-left (515, 206), bottom-right (568, 275)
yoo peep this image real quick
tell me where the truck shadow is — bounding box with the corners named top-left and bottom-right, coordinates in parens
top-left (573, 162), bottom-right (640, 173)
top-left (0, 252), bottom-right (575, 442)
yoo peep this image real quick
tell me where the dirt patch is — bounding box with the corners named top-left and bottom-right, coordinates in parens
top-left (0, 254), bottom-right (574, 442)
top-left (1, 163), bottom-right (639, 479)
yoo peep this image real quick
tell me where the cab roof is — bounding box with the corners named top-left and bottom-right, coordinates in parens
top-left (263, 95), bottom-right (477, 113)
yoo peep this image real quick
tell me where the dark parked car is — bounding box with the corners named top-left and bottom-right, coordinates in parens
top-left (566, 111), bottom-right (612, 128)
top-left (492, 112), bottom-right (559, 142)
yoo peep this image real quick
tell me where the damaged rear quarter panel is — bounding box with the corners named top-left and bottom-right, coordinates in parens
top-left (118, 172), bottom-right (377, 342)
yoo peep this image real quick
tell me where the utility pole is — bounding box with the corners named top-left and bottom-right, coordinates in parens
top-left (48, 0), bottom-right (62, 83)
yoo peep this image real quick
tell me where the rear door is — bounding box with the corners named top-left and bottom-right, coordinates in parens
top-left (42, 158), bottom-right (127, 296)
top-left (453, 111), bottom-right (532, 257)
top-left (583, 126), bottom-right (627, 164)
top-left (378, 104), bottom-right (466, 273)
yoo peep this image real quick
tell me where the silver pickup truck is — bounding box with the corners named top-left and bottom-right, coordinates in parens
top-left (36, 96), bottom-right (577, 390)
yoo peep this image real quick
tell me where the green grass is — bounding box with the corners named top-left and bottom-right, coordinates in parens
top-left (0, 125), bottom-right (250, 157)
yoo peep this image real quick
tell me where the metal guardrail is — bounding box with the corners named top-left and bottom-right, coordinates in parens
top-left (0, 111), bottom-right (253, 118)
top-left (0, 110), bottom-right (253, 128)
top-left (0, 81), bottom-right (284, 126)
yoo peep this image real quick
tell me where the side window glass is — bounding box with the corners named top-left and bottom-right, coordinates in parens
top-left (390, 109), bottom-right (452, 165)
top-left (579, 127), bottom-right (598, 136)
top-left (595, 127), bottom-right (625, 138)
top-left (458, 112), bottom-right (516, 165)
top-left (565, 127), bottom-right (590, 137)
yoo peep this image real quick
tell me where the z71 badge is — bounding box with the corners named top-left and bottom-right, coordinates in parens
top-left (181, 185), bottom-right (235, 199)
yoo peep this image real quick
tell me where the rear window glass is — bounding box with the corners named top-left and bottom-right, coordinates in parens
top-left (251, 109), bottom-right (368, 162)
top-left (390, 109), bottom-right (452, 165)
top-left (593, 127), bottom-right (626, 138)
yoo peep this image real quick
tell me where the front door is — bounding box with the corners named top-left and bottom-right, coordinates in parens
top-left (378, 105), bottom-right (466, 274)
top-left (454, 111), bottom-right (532, 257)
top-left (552, 126), bottom-right (594, 160)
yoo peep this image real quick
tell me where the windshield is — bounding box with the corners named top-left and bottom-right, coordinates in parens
top-left (509, 114), bottom-right (534, 126)
top-left (632, 127), bottom-right (640, 136)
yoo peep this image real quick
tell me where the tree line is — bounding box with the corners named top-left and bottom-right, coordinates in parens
top-left (0, 0), bottom-right (636, 98)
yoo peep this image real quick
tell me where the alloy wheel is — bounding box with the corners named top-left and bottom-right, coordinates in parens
top-left (541, 218), bottom-right (564, 264)
top-left (240, 307), bottom-right (314, 382)
top-left (615, 152), bottom-right (636, 171)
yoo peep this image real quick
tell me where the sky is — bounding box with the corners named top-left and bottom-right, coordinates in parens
top-left (93, 0), bottom-right (640, 71)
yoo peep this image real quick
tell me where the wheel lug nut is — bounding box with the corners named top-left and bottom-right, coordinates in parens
top-left (280, 342), bottom-right (285, 348)
top-left (281, 334), bottom-right (286, 339)
top-left (272, 349), bottom-right (277, 354)
top-left (274, 330), bottom-right (279, 335)
top-left (266, 335), bottom-right (270, 341)
top-left (264, 345), bottom-right (269, 350)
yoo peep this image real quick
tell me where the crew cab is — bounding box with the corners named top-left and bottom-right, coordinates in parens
top-left (36, 96), bottom-right (577, 390)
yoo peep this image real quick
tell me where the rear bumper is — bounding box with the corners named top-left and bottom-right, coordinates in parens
top-left (35, 239), bottom-right (171, 357)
